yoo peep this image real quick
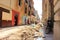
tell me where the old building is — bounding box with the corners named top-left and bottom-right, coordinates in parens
top-left (0, 0), bottom-right (34, 27)
top-left (54, 0), bottom-right (60, 40)
top-left (23, 0), bottom-right (34, 25)
top-left (42, 0), bottom-right (60, 40)
top-left (34, 9), bottom-right (40, 23)
top-left (42, 0), bottom-right (48, 25)
top-left (42, 0), bottom-right (54, 25)
top-left (0, 0), bottom-right (26, 27)
top-left (0, 0), bottom-right (22, 26)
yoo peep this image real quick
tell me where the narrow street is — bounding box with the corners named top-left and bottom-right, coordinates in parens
top-left (0, 25), bottom-right (44, 40)
top-left (0, 0), bottom-right (60, 40)
top-left (0, 26), bottom-right (25, 39)
top-left (0, 25), bottom-right (53, 40)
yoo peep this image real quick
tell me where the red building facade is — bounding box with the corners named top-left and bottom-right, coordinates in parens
top-left (12, 10), bottom-right (20, 26)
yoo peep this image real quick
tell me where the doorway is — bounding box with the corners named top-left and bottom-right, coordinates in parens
top-left (14, 14), bottom-right (18, 26)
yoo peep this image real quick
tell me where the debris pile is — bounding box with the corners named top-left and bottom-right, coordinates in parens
top-left (1, 24), bottom-right (43, 40)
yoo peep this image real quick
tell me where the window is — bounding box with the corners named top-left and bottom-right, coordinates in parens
top-left (25, 7), bottom-right (27, 13)
top-left (45, 4), bottom-right (47, 11)
top-left (25, 0), bottom-right (28, 3)
top-left (31, 13), bottom-right (35, 16)
top-left (29, 1), bottom-right (31, 9)
top-left (19, 0), bottom-right (21, 6)
top-left (28, 11), bottom-right (30, 16)
top-left (29, 4), bottom-right (31, 9)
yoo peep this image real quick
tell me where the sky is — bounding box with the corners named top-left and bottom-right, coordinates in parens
top-left (33, 0), bottom-right (42, 20)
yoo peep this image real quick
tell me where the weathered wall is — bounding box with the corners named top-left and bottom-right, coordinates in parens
top-left (0, 0), bottom-right (12, 20)
top-left (0, 0), bottom-right (20, 26)
top-left (54, 0), bottom-right (60, 40)
top-left (42, 0), bottom-right (51, 25)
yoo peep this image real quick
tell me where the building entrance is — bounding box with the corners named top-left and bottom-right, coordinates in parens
top-left (14, 14), bottom-right (18, 26)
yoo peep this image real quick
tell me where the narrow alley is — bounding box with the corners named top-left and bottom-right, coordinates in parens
top-left (0, 25), bottom-right (53, 40)
top-left (0, 25), bottom-right (44, 40)
top-left (0, 0), bottom-right (60, 40)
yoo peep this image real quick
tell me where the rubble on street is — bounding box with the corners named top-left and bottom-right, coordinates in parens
top-left (0, 24), bottom-right (44, 40)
